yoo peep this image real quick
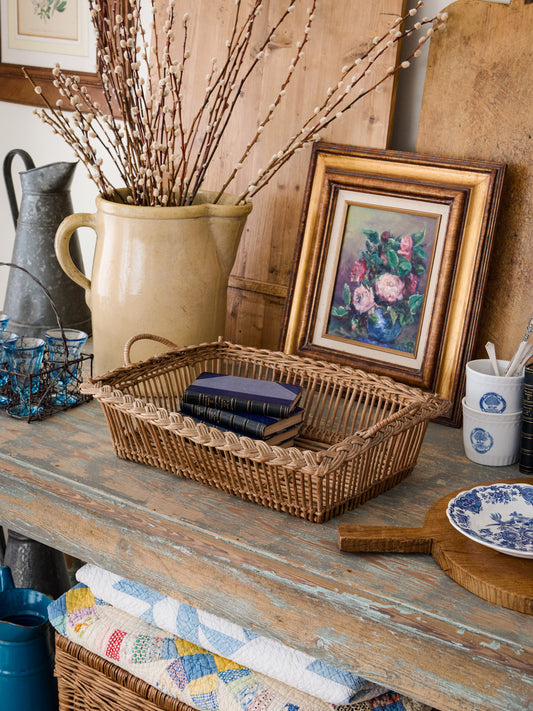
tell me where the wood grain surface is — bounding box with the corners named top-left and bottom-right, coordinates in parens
top-left (0, 401), bottom-right (532, 711)
top-left (159, 0), bottom-right (404, 350)
top-left (416, 0), bottom-right (533, 361)
top-left (338, 479), bottom-right (533, 615)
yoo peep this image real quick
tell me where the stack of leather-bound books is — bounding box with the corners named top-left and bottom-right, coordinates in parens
top-left (179, 372), bottom-right (304, 446)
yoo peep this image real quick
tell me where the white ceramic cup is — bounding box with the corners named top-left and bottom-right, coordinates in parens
top-left (462, 397), bottom-right (521, 466)
top-left (465, 359), bottom-right (524, 414)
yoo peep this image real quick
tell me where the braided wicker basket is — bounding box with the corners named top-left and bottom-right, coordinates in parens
top-left (83, 338), bottom-right (449, 523)
top-left (55, 632), bottom-right (194, 711)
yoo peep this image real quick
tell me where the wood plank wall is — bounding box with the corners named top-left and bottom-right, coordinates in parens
top-left (158, 0), bottom-right (404, 349)
top-left (416, 0), bottom-right (533, 361)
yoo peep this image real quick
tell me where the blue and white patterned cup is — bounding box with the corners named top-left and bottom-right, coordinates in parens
top-left (465, 359), bottom-right (524, 415)
top-left (462, 397), bottom-right (521, 466)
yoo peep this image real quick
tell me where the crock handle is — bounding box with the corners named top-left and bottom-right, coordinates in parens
top-left (55, 212), bottom-right (96, 295)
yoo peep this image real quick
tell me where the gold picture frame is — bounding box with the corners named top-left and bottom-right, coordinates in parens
top-left (281, 143), bottom-right (505, 426)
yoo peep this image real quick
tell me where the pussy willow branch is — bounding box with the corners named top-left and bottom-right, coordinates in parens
top-left (214, 1), bottom-right (318, 202)
top-left (182, 2), bottom-right (260, 203)
top-left (26, 0), bottom-right (447, 207)
top-left (187, 0), bottom-right (311, 204)
top-left (235, 5), bottom-right (446, 203)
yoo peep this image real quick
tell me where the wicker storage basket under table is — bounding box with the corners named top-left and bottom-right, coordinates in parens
top-left (84, 339), bottom-right (449, 523)
top-left (55, 632), bottom-right (194, 711)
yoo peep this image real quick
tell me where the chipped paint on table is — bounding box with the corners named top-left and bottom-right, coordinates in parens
top-left (0, 401), bottom-right (532, 711)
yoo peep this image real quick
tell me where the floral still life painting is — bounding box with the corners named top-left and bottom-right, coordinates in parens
top-left (327, 203), bottom-right (439, 356)
top-left (281, 144), bottom-right (506, 426)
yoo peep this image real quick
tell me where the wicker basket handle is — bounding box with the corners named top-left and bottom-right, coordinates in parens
top-left (123, 333), bottom-right (179, 366)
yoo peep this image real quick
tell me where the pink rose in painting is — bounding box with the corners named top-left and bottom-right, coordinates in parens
top-left (350, 259), bottom-right (367, 284)
top-left (398, 235), bottom-right (413, 261)
top-left (352, 285), bottom-right (376, 314)
top-left (374, 273), bottom-right (405, 304)
top-left (405, 272), bottom-right (418, 295)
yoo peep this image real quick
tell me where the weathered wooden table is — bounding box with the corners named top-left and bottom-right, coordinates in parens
top-left (0, 401), bottom-right (531, 711)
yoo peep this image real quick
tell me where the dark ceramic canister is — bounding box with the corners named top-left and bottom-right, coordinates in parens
top-left (3, 149), bottom-right (91, 337)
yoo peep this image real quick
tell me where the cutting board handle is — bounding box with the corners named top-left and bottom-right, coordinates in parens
top-left (337, 525), bottom-right (433, 554)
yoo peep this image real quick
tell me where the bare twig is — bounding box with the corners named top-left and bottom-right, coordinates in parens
top-left (26, 0), bottom-right (448, 207)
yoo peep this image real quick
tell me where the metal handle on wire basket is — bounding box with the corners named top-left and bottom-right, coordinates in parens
top-left (0, 261), bottom-right (71, 360)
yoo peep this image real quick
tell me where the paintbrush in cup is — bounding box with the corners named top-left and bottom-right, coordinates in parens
top-left (505, 341), bottom-right (533, 377)
top-left (485, 341), bottom-right (501, 376)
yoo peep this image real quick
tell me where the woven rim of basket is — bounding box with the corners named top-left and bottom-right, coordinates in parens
top-left (82, 379), bottom-right (447, 475)
top-left (84, 339), bottom-right (449, 473)
top-left (96, 338), bottom-right (444, 399)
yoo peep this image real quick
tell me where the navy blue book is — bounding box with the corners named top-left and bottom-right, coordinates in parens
top-left (180, 401), bottom-right (304, 438)
top-left (180, 372), bottom-right (303, 418)
top-left (181, 412), bottom-right (301, 446)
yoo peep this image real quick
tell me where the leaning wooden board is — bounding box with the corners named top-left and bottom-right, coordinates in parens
top-left (416, 0), bottom-right (533, 362)
top-left (158, 0), bottom-right (405, 349)
top-left (338, 479), bottom-right (533, 615)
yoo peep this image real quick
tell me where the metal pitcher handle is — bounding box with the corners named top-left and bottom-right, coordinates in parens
top-left (3, 149), bottom-right (36, 228)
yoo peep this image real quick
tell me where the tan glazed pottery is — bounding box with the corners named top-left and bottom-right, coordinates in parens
top-left (54, 190), bottom-right (252, 375)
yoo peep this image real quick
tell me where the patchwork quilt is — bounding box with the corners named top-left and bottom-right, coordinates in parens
top-left (76, 564), bottom-right (382, 705)
top-left (48, 583), bottom-right (431, 711)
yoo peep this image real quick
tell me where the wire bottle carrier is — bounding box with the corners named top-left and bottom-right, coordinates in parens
top-left (0, 262), bottom-right (92, 422)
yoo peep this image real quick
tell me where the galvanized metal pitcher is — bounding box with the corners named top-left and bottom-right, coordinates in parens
top-left (0, 566), bottom-right (58, 710)
top-left (3, 149), bottom-right (91, 337)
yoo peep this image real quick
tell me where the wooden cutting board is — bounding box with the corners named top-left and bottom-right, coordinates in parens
top-left (338, 479), bottom-right (533, 615)
top-left (416, 0), bottom-right (533, 362)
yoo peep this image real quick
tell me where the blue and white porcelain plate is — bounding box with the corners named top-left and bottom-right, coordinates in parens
top-left (446, 483), bottom-right (533, 558)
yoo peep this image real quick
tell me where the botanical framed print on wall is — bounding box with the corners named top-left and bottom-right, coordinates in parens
top-left (1, 0), bottom-right (96, 71)
top-left (0, 0), bottom-right (109, 107)
top-left (281, 143), bottom-right (505, 426)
